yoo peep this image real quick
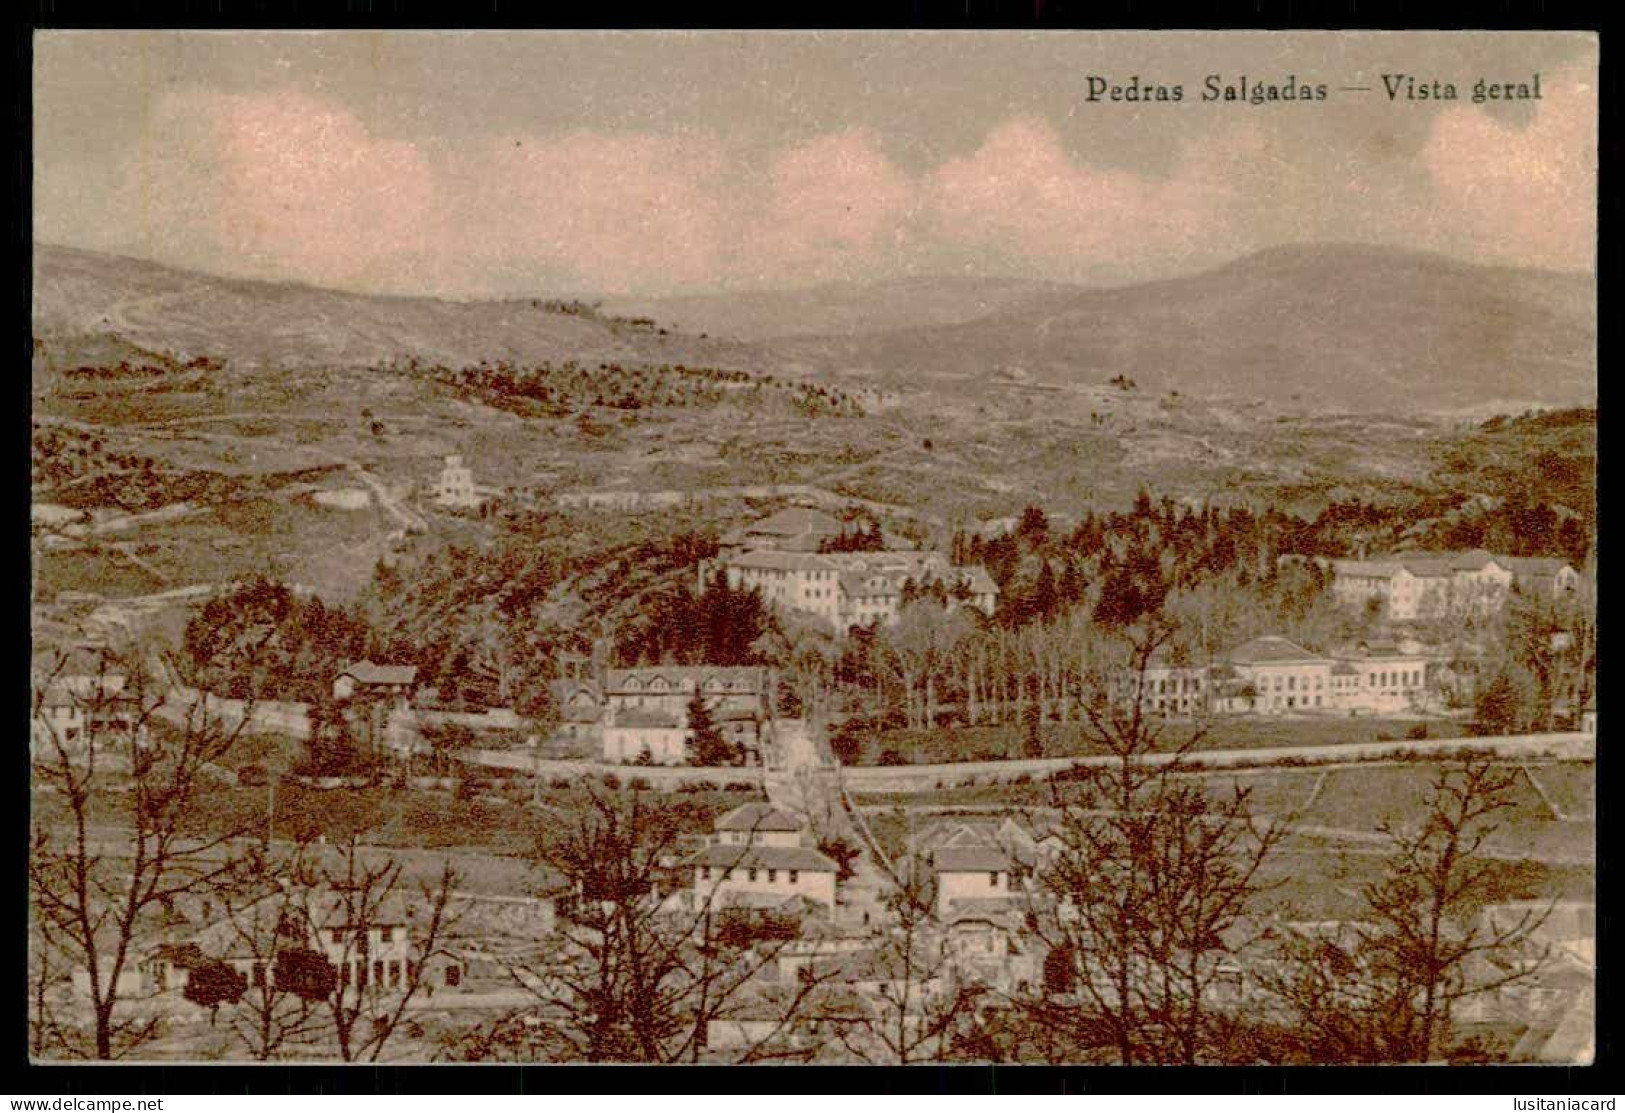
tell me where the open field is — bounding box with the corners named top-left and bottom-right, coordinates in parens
top-left (30, 776), bottom-right (762, 864)
top-left (33, 754), bottom-right (1593, 929)
top-left (859, 757), bottom-right (1595, 922)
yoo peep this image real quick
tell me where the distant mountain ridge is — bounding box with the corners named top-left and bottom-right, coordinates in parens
top-left (771, 243), bottom-right (1597, 412)
top-left (33, 242), bottom-right (1595, 413)
top-left (601, 275), bottom-right (1076, 342)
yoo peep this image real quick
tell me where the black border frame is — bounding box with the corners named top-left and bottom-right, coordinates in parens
top-left (12, 4), bottom-right (1614, 1096)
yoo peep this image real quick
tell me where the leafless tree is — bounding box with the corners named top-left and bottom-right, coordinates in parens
top-left (217, 841), bottom-right (333, 1060)
top-left (464, 788), bottom-right (831, 1063)
top-left (29, 905), bottom-right (82, 1059)
top-left (29, 646), bottom-right (257, 1059)
top-left (1015, 619), bottom-right (1286, 1065)
top-left (1266, 760), bottom-right (1552, 1063)
top-left (822, 864), bottom-right (986, 1064)
top-left (291, 835), bottom-right (460, 1062)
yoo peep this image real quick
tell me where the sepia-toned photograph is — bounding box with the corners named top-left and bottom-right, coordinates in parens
top-left (29, 29), bottom-right (1596, 1067)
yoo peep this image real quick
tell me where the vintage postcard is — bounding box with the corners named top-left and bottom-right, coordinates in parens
top-left (29, 30), bottom-right (1596, 1066)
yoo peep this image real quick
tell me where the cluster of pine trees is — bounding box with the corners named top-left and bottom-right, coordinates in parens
top-left (614, 570), bottom-right (777, 668)
top-left (182, 576), bottom-right (379, 702)
top-left (430, 358), bottom-right (865, 419)
top-left (952, 490), bottom-right (1592, 639)
top-left (818, 517), bottom-right (885, 552)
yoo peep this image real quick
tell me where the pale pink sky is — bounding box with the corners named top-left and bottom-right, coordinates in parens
top-left (34, 31), bottom-right (1598, 298)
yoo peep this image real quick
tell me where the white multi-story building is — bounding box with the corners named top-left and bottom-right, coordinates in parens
top-left (1330, 550), bottom-right (1581, 621)
top-left (601, 707), bottom-right (690, 764)
top-left (705, 548), bottom-right (997, 633)
top-left (595, 666), bottom-right (767, 764)
top-left (931, 845), bottom-right (1030, 920)
top-left (691, 845), bottom-right (838, 909)
top-left (1128, 636), bottom-right (1433, 717)
top-left (1121, 658), bottom-right (1210, 717)
top-left (433, 454), bottom-right (482, 510)
top-left (689, 802), bottom-right (838, 909)
top-left (1336, 645), bottom-right (1432, 714)
top-left (1224, 635), bottom-right (1339, 713)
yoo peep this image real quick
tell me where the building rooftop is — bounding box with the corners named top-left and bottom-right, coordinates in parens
top-left (1503, 556), bottom-right (1575, 578)
top-left (744, 507), bottom-right (845, 538)
top-left (838, 571), bottom-right (900, 599)
top-left (1332, 559), bottom-right (1403, 579)
top-left (1447, 549), bottom-right (1499, 571)
top-left (822, 550), bottom-right (941, 571)
top-left (716, 802), bottom-right (807, 834)
top-left (1227, 636), bottom-right (1328, 666)
top-left (716, 891), bottom-right (829, 916)
top-left (603, 666), bottom-right (765, 692)
top-left (727, 550), bottom-right (840, 572)
top-left (933, 846), bottom-right (1019, 874)
top-left (692, 845), bottom-right (837, 872)
top-left (339, 661), bottom-right (419, 687)
top-left (944, 896), bottom-right (1028, 923)
top-left (1338, 550), bottom-right (1574, 583)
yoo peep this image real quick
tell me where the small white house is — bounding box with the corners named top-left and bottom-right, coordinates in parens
top-left (932, 846), bottom-right (1029, 919)
top-left (434, 455), bottom-right (483, 511)
top-left (333, 662), bottom-right (418, 704)
top-left (692, 845), bottom-right (838, 909)
top-left (713, 802), bottom-right (806, 848)
top-left (31, 674), bottom-right (145, 758)
top-left (602, 708), bottom-right (689, 764)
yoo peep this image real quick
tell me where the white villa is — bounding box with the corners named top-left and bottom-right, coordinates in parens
top-left (1126, 636), bottom-right (1433, 717)
top-left (590, 666), bottom-right (768, 765)
top-left (1330, 550), bottom-right (1581, 621)
top-left (433, 454), bottom-right (483, 510)
top-left (689, 804), bottom-right (838, 910)
top-left (704, 548), bottom-right (997, 633)
top-left (601, 707), bottom-right (690, 765)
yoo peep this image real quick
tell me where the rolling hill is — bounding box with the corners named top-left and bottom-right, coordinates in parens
top-left (33, 242), bottom-right (1596, 414)
top-left (772, 244), bottom-right (1597, 413)
top-left (601, 275), bottom-right (1073, 342)
top-left (31, 244), bottom-right (783, 376)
